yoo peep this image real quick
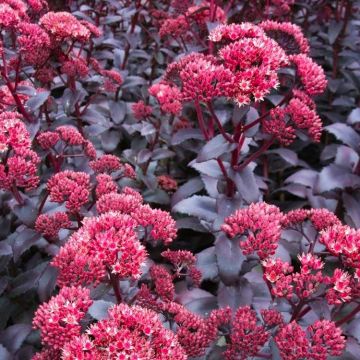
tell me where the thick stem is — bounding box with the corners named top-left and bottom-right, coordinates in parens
top-left (262, 265), bottom-right (275, 301)
top-left (255, 353), bottom-right (271, 359)
top-left (194, 100), bottom-right (210, 141)
top-left (207, 102), bottom-right (233, 143)
top-left (235, 138), bottom-right (274, 172)
top-left (335, 304), bottom-right (360, 327)
top-left (109, 271), bottom-right (122, 304)
top-left (11, 184), bottom-right (24, 205)
top-left (143, 125), bottom-right (160, 175)
top-left (1, 51), bottom-right (34, 123)
top-left (38, 191), bottom-right (49, 215)
top-left (290, 300), bottom-right (306, 322)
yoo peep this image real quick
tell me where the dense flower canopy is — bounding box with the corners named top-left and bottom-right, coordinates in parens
top-left (0, 0), bottom-right (358, 359)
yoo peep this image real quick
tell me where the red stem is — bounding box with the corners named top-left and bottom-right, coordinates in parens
top-left (109, 271), bottom-right (122, 304)
top-left (194, 100), bottom-right (210, 141)
top-left (234, 138), bottom-right (274, 172)
top-left (11, 184), bottom-right (24, 205)
top-left (335, 304), bottom-right (360, 327)
top-left (38, 192), bottom-right (49, 215)
top-left (207, 102), bottom-right (233, 143)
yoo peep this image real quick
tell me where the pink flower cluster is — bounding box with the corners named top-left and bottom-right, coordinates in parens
top-left (290, 54), bottom-right (328, 95)
top-left (37, 125), bottom-right (96, 159)
top-left (224, 306), bottom-right (269, 359)
top-left (162, 301), bottom-right (230, 357)
top-left (186, 1), bottom-right (226, 24)
top-left (0, 111), bottom-right (40, 191)
top-left (96, 187), bottom-right (177, 245)
top-left (157, 174), bottom-right (177, 191)
top-left (275, 320), bottom-right (345, 360)
top-left (149, 82), bottom-right (183, 115)
top-left (33, 286), bottom-right (92, 350)
top-left (259, 20), bottom-right (310, 54)
top-left (17, 22), bottom-right (50, 65)
top-left (90, 154), bottom-right (135, 178)
top-left (132, 100), bottom-right (153, 120)
top-left (52, 211), bottom-right (147, 287)
top-left (222, 202), bottom-right (285, 259)
top-left (35, 212), bottom-right (70, 239)
top-left (39, 11), bottom-right (91, 43)
top-left (159, 15), bottom-right (189, 39)
top-left (62, 304), bottom-right (187, 360)
top-left (47, 171), bottom-right (90, 212)
top-left (263, 90), bottom-right (324, 145)
top-left (320, 224), bottom-right (360, 278)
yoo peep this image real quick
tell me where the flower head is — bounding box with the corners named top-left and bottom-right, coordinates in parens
top-left (259, 21), bottom-right (310, 54)
top-left (47, 171), bottom-right (90, 212)
top-left (17, 22), bottom-right (50, 65)
top-left (158, 174), bottom-right (177, 191)
top-left (132, 100), bottom-right (153, 120)
top-left (33, 286), bottom-right (92, 349)
top-left (290, 54), bottom-right (327, 95)
top-left (222, 202), bottom-right (285, 259)
top-left (35, 212), bottom-right (71, 238)
top-left (275, 322), bottom-right (309, 360)
top-left (52, 211), bottom-right (147, 287)
top-left (62, 304), bottom-right (187, 360)
top-left (149, 82), bottom-right (182, 115)
top-left (39, 11), bottom-right (91, 43)
top-left (224, 306), bottom-right (269, 360)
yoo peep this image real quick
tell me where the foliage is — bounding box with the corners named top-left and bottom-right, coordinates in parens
top-left (0, 0), bottom-right (360, 359)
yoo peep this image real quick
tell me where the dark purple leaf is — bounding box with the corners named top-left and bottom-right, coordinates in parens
top-left (196, 246), bottom-right (218, 281)
top-left (0, 324), bottom-right (32, 353)
top-left (175, 217), bottom-right (207, 232)
top-left (10, 263), bottom-right (47, 298)
top-left (88, 300), bottom-right (114, 320)
top-left (201, 175), bottom-right (219, 198)
top-left (8, 198), bottom-right (37, 227)
top-left (0, 345), bottom-right (11, 360)
top-left (328, 20), bottom-right (343, 44)
top-left (197, 135), bottom-right (236, 162)
top-left (122, 76), bottom-right (147, 89)
top-left (268, 148), bottom-right (299, 166)
top-left (285, 169), bottom-right (318, 187)
top-left (151, 148), bottom-right (175, 160)
top-left (190, 159), bottom-right (229, 179)
top-left (143, 189), bottom-right (170, 204)
top-left (176, 286), bottom-right (216, 316)
top-left (171, 129), bottom-right (204, 145)
top-left (345, 337), bottom-right (360, 360)
top-left (171, 177), bottom-right (204, 207)
top-left (109, 101), bottom-right (126, 124)
top-left (343, 193), bottom-right (360, 227)
top-left (217, 280), bottom-right (253, 310)
top-left (101, 130), bottom-right (121, 152)
top-left (37, 266), bottom-right (58, 302)
top-left (348, 108), bottom-right (360, 125)
top-left (309, 300), bottom-right (331, 320)
top-left (25, 91), bottom-right (49, 112)
top-left (13, 228), bottom-right (41, 262)
top-left (173, 195), bottom-right (217, 221)
top-left (314, 164), bottom-right (360, 193)
top-left (215, 234), bottom-right (245, 285)
top-left (325, 123), bottom-right (360, 150)
top-left (229, 166), bottom-right (261, 203)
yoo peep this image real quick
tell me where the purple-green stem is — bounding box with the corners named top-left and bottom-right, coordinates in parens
top-left (234, 138), bottom-right (274, 173)
top-left (109, 271), bottom-right (122, 304)
top-left (11, 184), bottom-right (24, 205)
top-left (38, 191), bottom-right (49, 215)
top-left (1, 52), bottom-right (35, 123)
top-left (335, 303), bottom-right (360, 327)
